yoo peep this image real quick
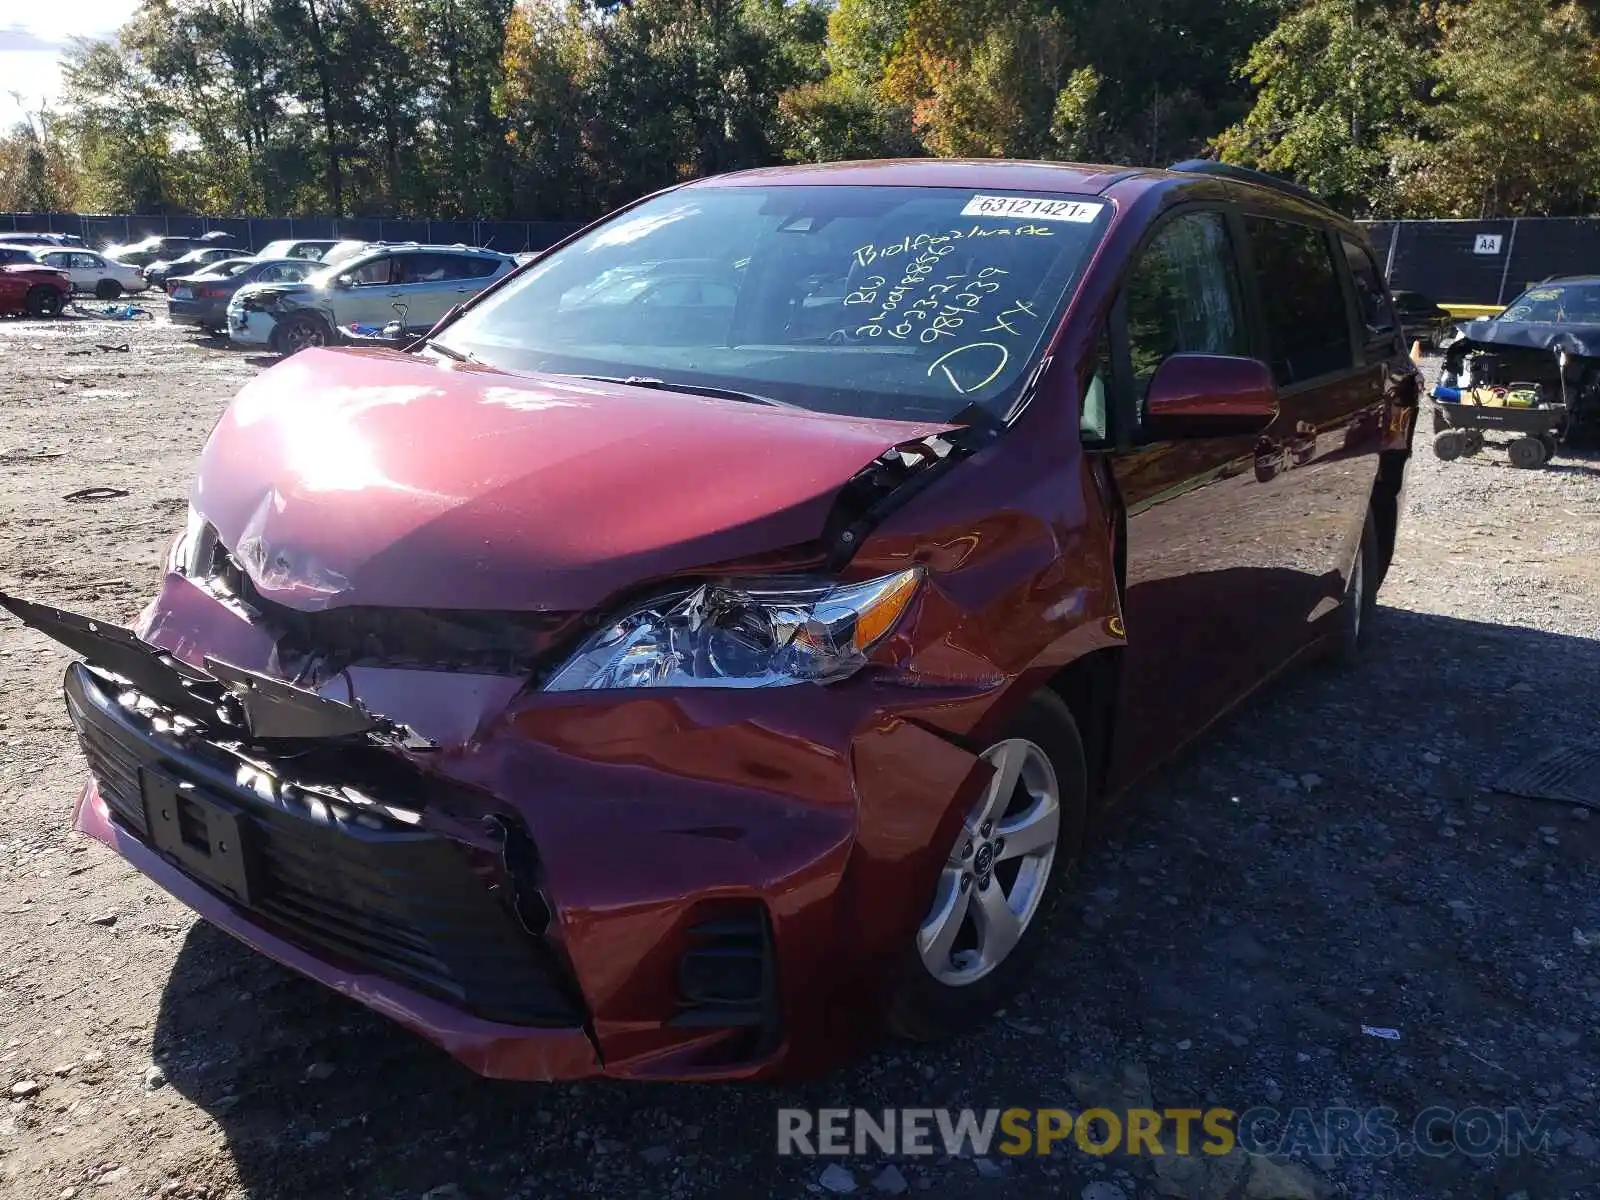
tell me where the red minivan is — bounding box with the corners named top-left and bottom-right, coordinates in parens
top-left (5, 158), bottom-right (1419, 1082)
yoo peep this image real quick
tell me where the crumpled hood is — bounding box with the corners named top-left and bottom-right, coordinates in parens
top-left (1457, 318), bottom-right (1600, 358)
top-left (193, 347), bottom-right (954, 613)
top-left (233, 280), bottom-right (317, 308)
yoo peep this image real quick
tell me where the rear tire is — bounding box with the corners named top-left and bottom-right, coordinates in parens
top-left (1328, 507), bottom-right (1378, 668)
top-left (24, 286), bottom-right (63, 318)
top-left (94, 280), bottom-right (122, 300)
top-left (887, 690), bottom-right (1088, 1043)
top-left (1433, 430), bottom-right (1465, 461)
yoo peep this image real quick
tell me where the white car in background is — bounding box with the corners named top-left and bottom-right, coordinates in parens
top-left (254, 238), bottom-right (340, 262)
top-left (29, 248), bottom-right (149, 299)
top-left (227, 244), bottom-right (514, 353)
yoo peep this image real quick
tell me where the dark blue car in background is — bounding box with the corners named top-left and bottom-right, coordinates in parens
top-left (167, 257), bottom-right (320, 333)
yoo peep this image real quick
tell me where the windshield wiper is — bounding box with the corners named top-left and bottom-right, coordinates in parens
top-left (561, 374), bottom-right (795, 408)
top-left (425, 341), bottom-right (480, 364)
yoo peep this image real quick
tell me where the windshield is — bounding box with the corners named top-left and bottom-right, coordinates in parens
top-left (1499, 283), bottom-right (1600, 323)
top-left (323, 241), bottom-right (370, 266)
top-left (257, 240), bottom-right (321, 260)
top-left (432, 185), bottom-right (1110, 422)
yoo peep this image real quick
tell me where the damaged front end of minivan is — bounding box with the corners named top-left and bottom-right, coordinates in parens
top-left (2, 347), bottom-right (1121, 1082)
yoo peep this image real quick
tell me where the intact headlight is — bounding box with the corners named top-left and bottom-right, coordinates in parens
top-left (543, 567), bottom-right (924, 692)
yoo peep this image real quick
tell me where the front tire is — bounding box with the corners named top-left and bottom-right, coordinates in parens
top-left (1508, 436), bottom-right (1547, 469)
top-left (888, 690), bottom-right (1088, 1042)
top-left (25, 286), bottom-right (63, 318)
top-left (272, 313), bottom-right (331, 355)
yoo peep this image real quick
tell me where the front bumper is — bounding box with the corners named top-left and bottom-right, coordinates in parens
top-left (227, 309), bottom-right (276, 346)
top-left (66, 663), bottom-right (603, 1079)
top-left (40, 573), bottom-right (995, 1081)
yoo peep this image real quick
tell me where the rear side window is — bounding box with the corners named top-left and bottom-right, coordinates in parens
top-left (1245, 217), bottom-right (1355, 385)
top-left (1123, 210), bottom-right (1249, 397)
top-left (397, 253), bottom-right (483, 283)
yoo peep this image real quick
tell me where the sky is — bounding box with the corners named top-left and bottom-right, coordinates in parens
top-left (0, 0), bottom-right (140, 128)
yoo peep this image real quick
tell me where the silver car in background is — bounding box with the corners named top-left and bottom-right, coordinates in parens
top-left (227, 243), bottom-right (515, 353)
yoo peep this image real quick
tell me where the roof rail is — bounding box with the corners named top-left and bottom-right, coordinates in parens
top-left (1166, 159), bottom-right (1324, 208)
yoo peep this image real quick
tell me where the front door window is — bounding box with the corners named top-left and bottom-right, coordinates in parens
top-left (1123, 211), bottom-right (1250, 431)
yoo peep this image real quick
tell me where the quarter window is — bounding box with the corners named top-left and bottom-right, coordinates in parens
top-left (1123, 211), bottom-right (1249, 401)
top-left (1245, 218), bottom-right (1355, 385)
top-left (1341, 237), bottom-right (1400, 359)
top-left (1080, 328), bottom-right (1113, 444)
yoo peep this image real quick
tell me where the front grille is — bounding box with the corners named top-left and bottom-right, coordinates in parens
top-left (73, 711), bottom-right (146, 833)
top-left (65, 664), bottom-right (582, 1027)
top-left (195, 536), bottom-right (573, 677)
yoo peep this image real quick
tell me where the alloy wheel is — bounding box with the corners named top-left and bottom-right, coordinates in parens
top-left (917, 738), bottom-right (1061, 987)
top-left (1348, 542), bottom-right (1365, 644)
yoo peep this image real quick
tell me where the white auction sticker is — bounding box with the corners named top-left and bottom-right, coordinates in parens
top-left (959, 195), bottom-right (1105, 223)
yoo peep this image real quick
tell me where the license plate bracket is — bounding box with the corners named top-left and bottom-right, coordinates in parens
top-left (141, 767), bottom-right (256, 905)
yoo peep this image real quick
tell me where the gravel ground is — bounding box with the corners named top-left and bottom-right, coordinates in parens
top-left (1, 304), bottom-right (1598, 1200)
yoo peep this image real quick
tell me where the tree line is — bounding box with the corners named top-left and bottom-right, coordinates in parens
top-left (2, 0), bottom-right (1599, 223)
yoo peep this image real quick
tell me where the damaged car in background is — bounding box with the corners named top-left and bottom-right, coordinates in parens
top-left (1437, 275), bottom-right (1600, 447)
top-left (227, 243), bottom-right (514, 354)
top-left (2, 158), bottom-right (1417, 1081)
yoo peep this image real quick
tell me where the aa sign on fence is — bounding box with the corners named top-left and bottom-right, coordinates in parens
top-left (1474, 234), bottom-right (1503, 255)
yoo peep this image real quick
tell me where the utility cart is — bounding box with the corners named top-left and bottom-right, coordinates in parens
top-left (1432, 342), bottom-right (1573, 469)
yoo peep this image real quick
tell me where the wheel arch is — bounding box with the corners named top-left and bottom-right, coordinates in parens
top-left (1043, 646), bottom-right (1122, 805)
top-left (1370, 447), bottom-right (1409, 588)
top-left (1042, 473), bottom-right (1126, 806)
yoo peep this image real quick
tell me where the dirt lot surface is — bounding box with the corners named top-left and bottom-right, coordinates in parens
top-left (1, 302), bottom-right (1598, 1200)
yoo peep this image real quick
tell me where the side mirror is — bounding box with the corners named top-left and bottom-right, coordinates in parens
top-left (1143, 353), bottom-right (1279, 440)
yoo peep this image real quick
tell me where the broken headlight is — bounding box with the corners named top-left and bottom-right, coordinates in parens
top-left (542, 568), bottom-right (924, 691)
top-left (169, 504), bottom-right (217, 577)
